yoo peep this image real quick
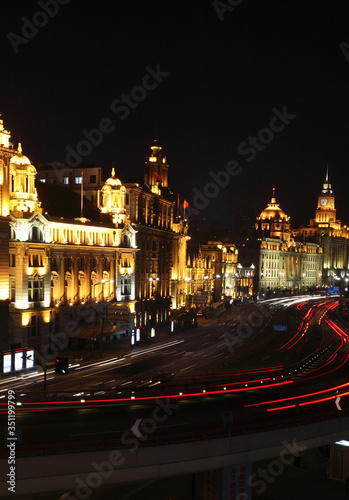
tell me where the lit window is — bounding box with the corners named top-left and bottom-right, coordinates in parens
top-left (63, 176), bottom-right (69, 185)
top-left (75, 176), bottom-right (82, 185)
top-left (39, 178), bottom-right (46, 183)
top-left (10, 279), bottom-right (15, 302)
top-left (121, 276), bottom-right (131, 296)
top-left (28, 275), bottom-right (44, 302)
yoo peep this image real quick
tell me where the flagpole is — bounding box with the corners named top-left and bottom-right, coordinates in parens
top-left (177, 194), bottom-right (179, 218)
top-left (81, 171), bottom-right (83, 218)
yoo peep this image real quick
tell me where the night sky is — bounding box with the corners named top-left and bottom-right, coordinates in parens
top-left (2, 0), bottom-right (349, 229)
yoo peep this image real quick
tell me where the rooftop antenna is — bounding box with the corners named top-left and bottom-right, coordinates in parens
top-left (271, 187), bottom-right (276, 202)
top-left (155, 113), bottom-right (158, 141)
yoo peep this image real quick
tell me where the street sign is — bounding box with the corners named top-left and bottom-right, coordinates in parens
top-left (273, 324), bottom-right (288, 332)
top-left (328, 286), bottom-right (340, 296)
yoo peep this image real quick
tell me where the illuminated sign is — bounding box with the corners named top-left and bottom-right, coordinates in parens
top-left (14, 350), bottom-right (23, 371)
top-left (26, 348), bottom-right (34, 369)
top-left (136, 327), bottom-right (141, 342)
top-left (3, 352), bottom-right (11, 373)
top-left (273, 324), bottom-right (287, 332)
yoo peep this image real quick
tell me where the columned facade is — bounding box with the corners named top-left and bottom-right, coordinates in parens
top-left (0, 118), bottom-right (138, 356)
top-left (239, 190), bottom-right (323, 296)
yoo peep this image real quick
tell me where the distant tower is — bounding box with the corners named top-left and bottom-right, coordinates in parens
top-left (255, 188), bottom-right (291, 240)
top-left (144, 139), bottom-right (169, 195)
top-left (314, 167), bottom-right (337, 227)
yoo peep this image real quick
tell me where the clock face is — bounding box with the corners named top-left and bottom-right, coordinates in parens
top-left (320, 197), bottom-right (327, 206)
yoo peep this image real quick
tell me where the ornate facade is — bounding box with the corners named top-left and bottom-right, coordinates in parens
top-left (185, 242), bottom-right (238, 307)
top-left (1, 121), bottom-right (189, 357)
top-left (0, 118), bottom-right (138, 355)
top-left (239, 190), bottom-right (323, 296)
top-left (123, 139), bottom-right (188, 328)
top-left (297, 170), bottom-right (349, 287)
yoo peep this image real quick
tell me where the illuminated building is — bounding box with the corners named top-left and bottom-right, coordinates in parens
top-left (30, 134), bottom-right (188, 334)
top-left (185, 245), bottom-right (214, 308)
top-left (123, 139), bottom-right (188, 327)
top-left (236, 263), bottom-right (255, 297)
top-left (0, 118), bottom-right (15, 350)
top-left (185, 242), bottom-right (238, 307)
top-left (239, 189), bottom-right (323, 295)
top-left (297, 169), bottom-right (349, 287)
top-left (0, 118), bottom-right (137, 353)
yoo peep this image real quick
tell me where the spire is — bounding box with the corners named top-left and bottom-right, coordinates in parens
top-left (322, 166), bottom-right (333, 194)
top-left (111, 167), bottom-right (115, 177)
top-left (18, 142), bottom-right (22, 154)
top-left (271, 187), bottom-right (276, 203)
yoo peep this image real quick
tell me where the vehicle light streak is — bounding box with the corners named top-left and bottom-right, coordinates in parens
top-left (218, 377), bottom-right (272, 387)
top-left (131, 339), bottom-right (184, 358)
top-left (245, 381), bottom-right (349, 409)
top-left (75, 356), bottom-right (124, 371)
top-left (266, 391), bottom-right (349, 412)
top-left (0, 380), bottom-right (294, 413)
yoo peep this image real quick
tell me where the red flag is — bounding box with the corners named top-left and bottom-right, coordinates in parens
top-left (154, 172), bottom-right (162, 181)
top-left (177, 194), bottom-right (180, 206)
top-left (183, 200), bottom-right (189, 209)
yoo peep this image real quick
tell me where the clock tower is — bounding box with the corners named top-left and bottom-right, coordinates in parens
top-left (314, 167), bottom-right (338, 229)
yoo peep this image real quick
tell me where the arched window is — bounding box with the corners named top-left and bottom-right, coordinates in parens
top-left (31, 226), bottom-right (44, 242)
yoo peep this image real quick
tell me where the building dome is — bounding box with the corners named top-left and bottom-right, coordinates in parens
top-left (105, 167), bottom-right (122, 187)
top-left (10, 143), bottom-right (36, 172)
top-left (259, 189), bottom-right (289, 220)
top-left (98, 167), bottom-right (127, 226)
